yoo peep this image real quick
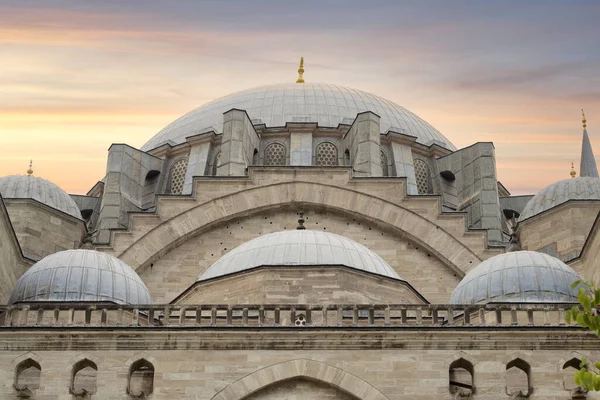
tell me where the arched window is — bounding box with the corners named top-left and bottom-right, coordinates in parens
top-left (212, 151), bottom-right (221, 175)
top-left (316, 142), bottom-right (338, 166)
top-left (380, 150), bottom-right (388, 177)
top-left (14, 359), bottom-right (41, 395)
top-left (414, 158), bottom-right (432, 194)
top-left (71, 359), bottom-right (97, 396)
top-left (169, 158), bottom-right (188, 195)
top-left (344, 149), bottom-right (350, 166)
top-left (252, 148), bottom-right (259, 165)
top-left (506, 358), bottom-right (532, 397)
top-left (264, 143), bottom-right (286, 166)
top-left (127, 359), bottom-right (154, 398)
top-left (449, 358), bottom-right (474, 396)
top-left (563, 358), bottom-right (587, 395)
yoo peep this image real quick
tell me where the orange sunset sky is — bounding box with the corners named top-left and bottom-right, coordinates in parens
top-left (1, 0), bottom-right (599, 195)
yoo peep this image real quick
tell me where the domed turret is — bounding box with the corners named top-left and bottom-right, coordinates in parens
top-left (198, 229), bottom-right (400, 281)
top-left (0, 174), bottom-right (82, 219)
top-left (450, 251), bottom-right (581, 304)
top-left (519, 177), bottom-right (600, 221)
top-left (8, 250), bottom-right (151, 304)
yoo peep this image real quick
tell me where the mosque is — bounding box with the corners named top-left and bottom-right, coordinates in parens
top-left (1, 59), bottom-right (600, 399)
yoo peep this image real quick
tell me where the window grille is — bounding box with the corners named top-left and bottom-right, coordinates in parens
top-left (316, 142), bottom-right (338, 166)
top-left (169, 158), bottom-right (188, 194)
top-left (264, 143), bottom-right (286, 166)
top-left (414, 158), bottom-right (431, 194)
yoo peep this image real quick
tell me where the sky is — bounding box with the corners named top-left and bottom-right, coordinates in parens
top-left (1, 0), bottom-right (599, 195)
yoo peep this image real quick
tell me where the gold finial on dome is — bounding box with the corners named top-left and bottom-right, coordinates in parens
top-left (26, 160), bottom-right (33, 176)
top-left (582, 109), bottom-right (587, 129)
top-left (296, 57), bottom-right (305, 84)
top-left (570, 162), bottom-right (577, 178)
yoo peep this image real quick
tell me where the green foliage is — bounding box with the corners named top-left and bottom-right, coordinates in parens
top-left (565, 280), bottom-right (600, 391)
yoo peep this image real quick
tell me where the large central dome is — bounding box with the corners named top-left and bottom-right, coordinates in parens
top-left (142, 83), bottom-right (455, 151)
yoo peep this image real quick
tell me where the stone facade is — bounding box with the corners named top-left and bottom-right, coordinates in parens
top-left (519, 201), bottom-right (600, 262)
top-left (0, 328), bottom-right (598, 399)
top-left (0, 196), bottom-right (30, 303)
top-left (3, 199), bottom-right (85, 260)
top-left (2, 80), bottom-right (600, 400)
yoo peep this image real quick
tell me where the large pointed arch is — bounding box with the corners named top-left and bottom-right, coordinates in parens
top-left (211, 359), bottom-right (389, 400)
top-left (112, 181), bottom-right (484, 275)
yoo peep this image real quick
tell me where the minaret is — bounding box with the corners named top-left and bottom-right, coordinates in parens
top-left (296, 57), bottom-right (305, 84)
top-left (580, 110), bottom-right (599, 178)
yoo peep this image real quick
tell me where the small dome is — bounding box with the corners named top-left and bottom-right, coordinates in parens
top-left (519, 177), bottom-right (600, 221)
top-left (142, 82), bottom-right (455, 151)
top-left (199, 230), bottom-right (400, 281)
top-left (0, 175), bottom-right (82, 219)
top-left (450, 251), bottom-right (581, 304)
top-left (8, 250), bottom-right (151, 304)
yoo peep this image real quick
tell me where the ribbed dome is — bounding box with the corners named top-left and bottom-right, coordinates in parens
top-left (9, 250), bottom-right (151, 304)
top-left (198, 230), bottom-right (400, 281)
top-left (142, 82), bottom-right (455, 151)
top-left (0, 175), bottom-right (82, 219)
top-left (519, 177), bottom-right (600, 221)
top-left (450, 251), bottom-right (581, 304)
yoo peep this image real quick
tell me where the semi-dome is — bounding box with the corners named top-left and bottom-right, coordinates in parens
top-left (198, 230), bottom-right (400, 281)
top-left (450, 251), bottom-right (581, 304)
top-left (142, 82), bottom-right (455, 151)
top-left (519, 177), bottom-right (600, 221)
top-left (0, 175), bottom-right (82, 219)
top-left (8, 250), bottom-right (151, 304)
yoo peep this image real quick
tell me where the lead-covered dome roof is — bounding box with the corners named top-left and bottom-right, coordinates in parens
top-left (142, 83), bottom-right (455, 151)
top-left (9, 250), bottom-right (152, 304)
top-left (519, 177), bottom-right (600, 221)
top-left (0, 175), bottom-right (82, 219)
top-left (450, 251), bottom-right (581, 304)
top-left (198, 230), bottom-right (400, 281)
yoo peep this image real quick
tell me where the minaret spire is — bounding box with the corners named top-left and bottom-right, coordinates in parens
top-left (296, 57), bottom-right (305, 84)
top-left (580, 110), bottom-right (599, 178)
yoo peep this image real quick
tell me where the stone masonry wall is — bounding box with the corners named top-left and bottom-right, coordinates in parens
top-left (436, 143), bottom-right (503, 243)
top-left (0, 197), bottom-right (29, 303)
top-left (520, 202), bottom-right (600, 262)
top-left (4, 200), bottom-right (85, 260)
top-left (178, 268), bottom-right (425, 305)
top-left (139, 207), bottom-right (462, 305)
top-left (0, 337), bottom-right (597, 400)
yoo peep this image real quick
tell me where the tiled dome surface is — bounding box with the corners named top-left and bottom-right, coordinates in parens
top-left (9, 250), bottom-right (152, 304)
top-left (142, 83), bottom-right (455, 151)
top-left (198, 230), bottom-right (400, 281)
top-left (0, 175), bottom-right (81, 219)
top-left (450, 251), bottom-right (581, 304)
top-left (519, 177), bottom-right (600, 221)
